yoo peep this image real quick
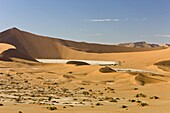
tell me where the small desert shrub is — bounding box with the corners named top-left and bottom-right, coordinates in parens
top-left (135, 93), bottom-right (147, 98)
top-left (46, 106), bottom-right (57, 110)
top-left (63, 102), bottom-right (70, 104)
top-left (105, 97), bottom-right (113, 100)
top-left (89, 89), bottom-right (92, 92)
top-left (150, 96), bottom-right (159, 99)
top-left (99, 92), bottom-right (104, 95)
top-left (61, 88), bottom-right (68, 93)
top-left (48, 96), bottom-right (52, 101)
top-left (15, 95), bottom-right (22, 103)
top-left (106, 87), bottom-right (114, 91)
top-left (138, 102), bottom-right (148, 107)
top-left (129, 99), bottom-right (136, 102)
top-left (80, 87), bottom-right (85, 90)
top-left (96, 103), bottom-right (103, 106)
top-left (82, 91), bottom-right (89, 96)
top-left (128, 99), bottom-right (148, 107)
top-left (136, 100), bottom-right (142, 103)
top-left (133, 88), bottom-right (139, 90)
top-left (6, 73), bottom-right (12, 77)
top-left (36, 77), bottom-right (43, 79)
top-left (68, 71), bottom-right (73, 74)
top-left (121, 105), bottom-right (128, 108)
top-left (99, 99), bottom-right (103, 101)
top-left (109, 98), bottom-right (117, 102)
top-left (69, 105), bottom-right (74, 107)
top-left (73, 98), bottom-right (78, 101)
top-left (52, 100), bottom-right (59, 103)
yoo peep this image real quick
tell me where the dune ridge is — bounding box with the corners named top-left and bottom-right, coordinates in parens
top-left (0, 28), bottom-right (169, 71)
top-left (134, 73), bottom-right (166, 85)
top-left (0, 28), bottom-right (163, 61)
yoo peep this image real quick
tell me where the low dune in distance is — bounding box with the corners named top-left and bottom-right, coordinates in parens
top-left (154, 60), bottom-right (170, 72)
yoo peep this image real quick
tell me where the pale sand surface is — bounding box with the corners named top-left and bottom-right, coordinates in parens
top-left (0, 43), bottom-right (15, 54)
top-left (0, 59), bottom-right (170, 113)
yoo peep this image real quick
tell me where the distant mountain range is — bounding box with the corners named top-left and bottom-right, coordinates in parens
top-left (118, 41), bottom-right (170, 48)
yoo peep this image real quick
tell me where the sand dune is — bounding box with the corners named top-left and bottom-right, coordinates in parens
top-left (0, 43), bottom-right (15, 53)
top-left (59, 45), bottom-right (170, 70)
top-left (0, 28), bottom-right (163, 61)
top-left (0, 28), bottom-right (170, 113)
top-left (0, 28), bottom-right (169, 71)
top-left (134, 73), bottom-right (166, 85)
top-left (154, 60), bottom-right (170, 72)
top-left (0, 28), bottom-right (60, 59)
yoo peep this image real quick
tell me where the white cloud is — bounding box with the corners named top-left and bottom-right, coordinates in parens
top-left (113, 19), bottom-right (119, 21)
top-left (155, 34), bottom-right (170, 38)
top-left (88, 18), bottom-right (147, 22)
top-left (90, 18), bottom-right (119, 22)
top-left (124, 18), bottom-right (147, 21)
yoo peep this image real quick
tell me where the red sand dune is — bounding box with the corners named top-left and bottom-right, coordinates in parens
top-left (0, 27), bottom-right (162, 60)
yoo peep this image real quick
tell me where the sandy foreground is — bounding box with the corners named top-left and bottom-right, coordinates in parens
top-left (0, 59), bottom-right (170, 113)
top-left (0, 42), bottom-right (170, 113)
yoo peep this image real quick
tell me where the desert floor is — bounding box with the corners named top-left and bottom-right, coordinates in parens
top-left (0, 59), bottom-right (170, 113)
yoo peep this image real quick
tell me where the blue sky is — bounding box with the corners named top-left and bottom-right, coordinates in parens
top-left (0, 0), bottom-right (170, 44)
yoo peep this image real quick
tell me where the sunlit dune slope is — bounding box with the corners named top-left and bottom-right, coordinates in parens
top-left (0, 28), bottom-right (162, 60)
top-left (0, 43), bottom-right (15, 53)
